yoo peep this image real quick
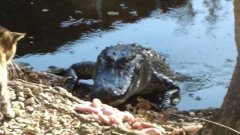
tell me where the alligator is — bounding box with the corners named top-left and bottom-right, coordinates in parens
top-left (60, 44), bottom-right (180, 108)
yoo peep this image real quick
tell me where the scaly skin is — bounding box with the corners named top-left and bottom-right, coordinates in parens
top-left (64, 44), bottom-right (180, 108)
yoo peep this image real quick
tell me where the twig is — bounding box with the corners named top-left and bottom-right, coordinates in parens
top-left (17, 79), bottom-right (52, 88)
top-left (17, 79), bottom-right (83, 104)
top-left (170, 112), bottom-right (240, 135)
top-left (43, 88), bottom-right (83, 104)
top-left (9, 81), bottom-right (40, 104)
top-left (42, 100), bottom-right (91, 123)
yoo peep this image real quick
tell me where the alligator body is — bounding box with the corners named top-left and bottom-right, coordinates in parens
top-left (63, 44), bottom-right (180, 108)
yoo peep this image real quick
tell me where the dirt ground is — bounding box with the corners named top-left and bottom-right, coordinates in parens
top-left (0, 68), bottom-right (217, 135)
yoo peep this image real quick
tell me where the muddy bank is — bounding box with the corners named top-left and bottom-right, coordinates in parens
top-left (0, 68), bottom-right (217, 135)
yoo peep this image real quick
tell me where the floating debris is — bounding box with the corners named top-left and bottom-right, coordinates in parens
top-left (107, 11), bottom-right (120, 16)
top-left (120, 3), bottom-right (128, 9)
top-left (41, 8), bottom-right (50, 12)
top-left (129, 10), bottom-right (138, 16)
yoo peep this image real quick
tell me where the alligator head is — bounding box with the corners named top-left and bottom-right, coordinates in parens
top-left (91, 44), bottom-right (144, 105)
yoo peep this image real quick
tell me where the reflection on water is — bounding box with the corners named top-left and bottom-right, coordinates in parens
top-left (0, 0), bottom-right (186, 56)
top-left (1, 0), bottom-right (236, 110)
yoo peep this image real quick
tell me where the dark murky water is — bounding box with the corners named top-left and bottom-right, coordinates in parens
top-left (0, 0), bottom-right (236, 110)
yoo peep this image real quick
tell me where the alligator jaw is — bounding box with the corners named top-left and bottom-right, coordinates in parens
top-left (108, 98), bottom-right (126, 106)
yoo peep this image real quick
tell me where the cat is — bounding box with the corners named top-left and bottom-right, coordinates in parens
top-left (0, 26), bottom-right (25, 118)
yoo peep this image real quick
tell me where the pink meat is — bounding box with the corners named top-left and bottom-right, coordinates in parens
top-left (102, 104), bottom-right (114, 116)
top-left (74, 98), bottom-right (164, 135)
top-left (109, 112), bottom-right (125, 125)
top-left (122, 111), bottom-right (136, 124)
top-left (75, 104), bottom-right (100, 114)
top-left (92, 98), bottom-right (102, 108)
top-left (98, 112), bottom-right (111, 124)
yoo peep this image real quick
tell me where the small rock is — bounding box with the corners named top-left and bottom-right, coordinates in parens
top-left (25, 97), bottom-right (35, 105)
top-left (177, 119), bottom-right (185, 123)
top-left (32, 87), bottom-right (43, 94)
top-left (0, 112), bottom-right (3, 120)
top-left (0, 129), bottom-right (4, 134)
top-left (9, 124), bottom-right (22, 129)
top-left (10, 91), bottom-right (16, 100)
top-left (15, 129), bottom-right (23, 134)
top-left (50, 115), bottom-right (58, 123)
top-left (197, 112), bottom-right (204, 117)
top-left (24, 125), bottom-right (40, 134)
top-left (23, 88), bottom-right (32, 95)
top-left (18, 97), bottom-right (25, 102)
top-left (63, 99), bottom-right (72, 105)
top-left (17, 92), bottom-right (24, 97)
top-left (42, 112), bottom-right (51, 121)
top-left (189, 112), bottom-right (196, 117)
top-left (14, 109), bottom-right (26, 117)
top-left (12, 101), bottom-right (25, 109)
top-left (15, 86), bottom-right (24, 92)
top-left (26, 106), bottom-right (35, 112)
top-left (15, 117), bottom-right (28, 124)
top-left (19, 102), bottom-right (25, 109)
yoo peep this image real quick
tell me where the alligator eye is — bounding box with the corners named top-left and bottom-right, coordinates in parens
top-left (120, 55), bottom-right (136, 64)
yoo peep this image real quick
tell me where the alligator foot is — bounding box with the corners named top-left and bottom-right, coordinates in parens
top-left (64, 76), bottom-right (78, 91)
top-left (64, 62), bottom-right (95, 91)
top-left (161, 89), bottom-right (180, 109)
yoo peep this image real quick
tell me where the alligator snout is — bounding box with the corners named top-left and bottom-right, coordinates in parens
top-left (91, 86), bottom-right (122, 102)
